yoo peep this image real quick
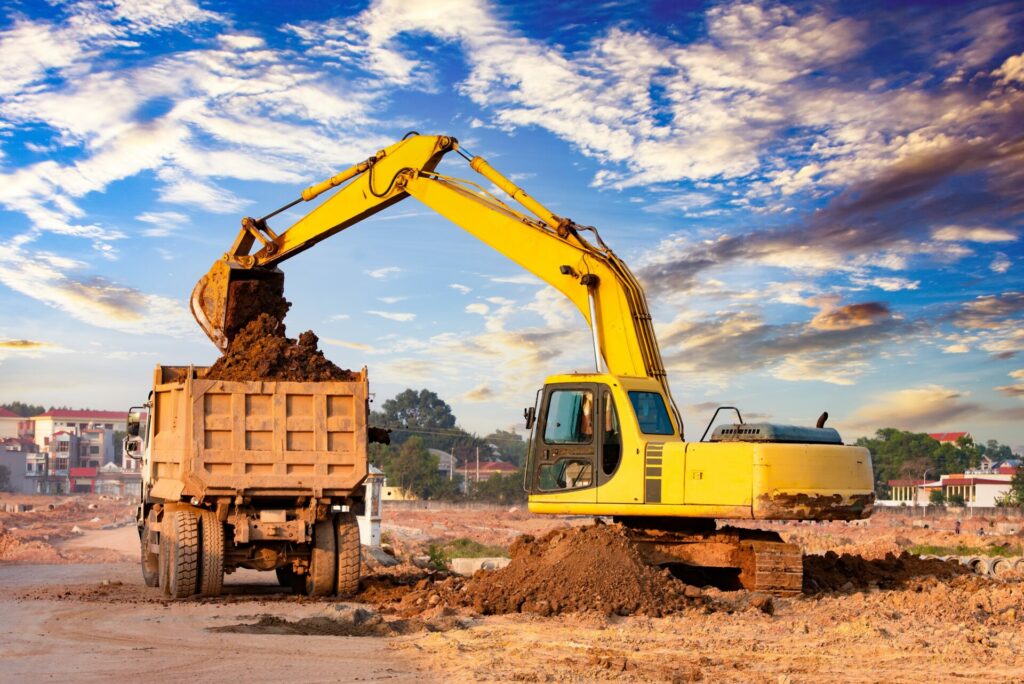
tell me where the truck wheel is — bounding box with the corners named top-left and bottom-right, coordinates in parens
top-left (159, 516), bottom-right (173, 596)
top-left (140, 523), bottom-right (159, 588)
top-left (198, 510), bottom-right (224, 597)
top-left (335, 513), bottom-right (361, 597)
top-left (166, 509), bottom-right (200, 599)
top-left (307, 518), bottom-right (337, 597)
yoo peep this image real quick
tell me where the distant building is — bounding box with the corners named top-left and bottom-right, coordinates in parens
top-left (928, 431), bottom-right (970, 444)
top-left (0, 407), bottom-right (21, 439)
top-left (886, 460), bottom-right (1018, 508)
top-left (29, 409), bottom-right (126, 450)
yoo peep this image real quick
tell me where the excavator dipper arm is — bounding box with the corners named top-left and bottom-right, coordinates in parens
top-left (191, 133), bottom-right (682, 432)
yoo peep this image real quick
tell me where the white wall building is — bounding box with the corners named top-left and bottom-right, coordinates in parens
top-left (31, 409), bottom-right (126, 450)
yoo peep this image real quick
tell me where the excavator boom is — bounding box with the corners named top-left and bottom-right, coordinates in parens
top-left (190, 133), bottom-right (682, 431)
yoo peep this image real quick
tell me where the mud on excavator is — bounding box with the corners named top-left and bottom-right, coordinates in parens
top-left (192, 133), bottom-right (875, 594)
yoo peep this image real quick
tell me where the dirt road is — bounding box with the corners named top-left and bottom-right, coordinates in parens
top-left (4, 499), bottom-right (1024, 683)
top-left (0, 526), bottom-right (425, 683)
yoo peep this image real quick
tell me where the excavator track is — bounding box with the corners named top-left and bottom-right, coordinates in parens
top-left (621, 522), bottom-right (803, 596)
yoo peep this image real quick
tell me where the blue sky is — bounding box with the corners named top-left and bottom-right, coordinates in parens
top-left (0, 0), bottom-right (1022, 448)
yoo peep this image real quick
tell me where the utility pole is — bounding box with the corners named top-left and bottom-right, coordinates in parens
top-left (476, 446), bottom-right (480, 483)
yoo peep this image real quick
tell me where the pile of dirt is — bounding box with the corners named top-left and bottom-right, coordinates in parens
top-left (206, 313), bottom-right (357, 382)
top-left (208, 606), bottom-right (466, 637)
top-left (803, 550), bottom-right (969, 593)
top-left (395, 523), bottom-right (704, 618)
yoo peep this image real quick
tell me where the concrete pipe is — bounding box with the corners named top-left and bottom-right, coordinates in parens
top-left (988, 558), bottom-right (1013, 577)
top-left (920, 554), bottom-right (937, 560)
top-left (964, 557), bottom-right (988, 575)
top-left (1013, 558), bottom-right (1024, 572)
top-left (938, 556), bottom-right (956, 563)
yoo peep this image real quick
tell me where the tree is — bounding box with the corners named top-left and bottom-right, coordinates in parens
top-left (379, 436), bottom-right (461, 500)
top-left (483, 429), bottom-right (528, 468)
top-left (948, 493), bottom-right (966, 507)
top-left (929, 489), bottom-right (946, 506)
top-left (0, 464), bottom-right (10, 492)
top-left (469, 470), bottom-right (526, 504)
top-left (1, 401), bottom-right (44, 417)
top-left (376, 389), bottom-right (456, 431)
top-left (1005, 468), bottom-right (1024, 508)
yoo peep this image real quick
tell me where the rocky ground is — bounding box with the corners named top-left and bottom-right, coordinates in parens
top-left (2, 495), bottom-right (1023, 683)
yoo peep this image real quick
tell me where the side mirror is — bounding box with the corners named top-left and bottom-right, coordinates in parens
top-left (124, 436), bottom-right (143, 460)
top-left (126, 406), bottom-right (145, 437)
top-left (524, 406), bottom-right (536, 430)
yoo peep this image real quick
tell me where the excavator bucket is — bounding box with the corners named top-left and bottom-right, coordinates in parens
top-left (190, 260), bottom-right (286, 351)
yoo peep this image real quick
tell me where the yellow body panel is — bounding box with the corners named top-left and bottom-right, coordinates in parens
top-left (527, 374), bottom-right (875, 522)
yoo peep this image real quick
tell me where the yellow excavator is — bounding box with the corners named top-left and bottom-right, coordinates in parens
top-left (192, 133), bottom-right (874, 593)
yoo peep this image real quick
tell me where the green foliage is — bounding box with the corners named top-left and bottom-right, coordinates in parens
top-left (1005, 468), bottom-right (1024, 508)
top-left (469, 470), bottom-right (526, 504)
top-left (947, 493), bottom-right (966, 507)
top-left (427, 538), bottom-right (509, 570)
top-left (0, 464), bottom-right (10, 491)
top-left (856, 428), bottom-right (1019, 495)
top-left (909, 543), bottom-right (1023, 558)
top-left (929, 489), bottom-right (946, 505)
top-left (483, 429), bottom-right (527, 468)
top-left (379, 436), bottom-right (462, 500)
top-left (375, 388), bottom-right (456, 431)
top-left (1, 401), bottom-right (44, 417)
top-left (371, 388), bottom-right (490, 460)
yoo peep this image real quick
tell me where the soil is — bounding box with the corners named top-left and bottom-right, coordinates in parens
top-left (394, 523), bottom-right (702, 617)
top-left (222, 274), bottom-right (291, 342)
top-left (6, 498), bottom-right (1024, 682)
top-left (803, 550), bottom-right (969, 592)
top-left (206, 313), bottom-right (357, 382)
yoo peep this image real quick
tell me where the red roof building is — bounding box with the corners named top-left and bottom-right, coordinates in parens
top-left (928, 431), bottom-right (969, 444)
top-left (33, 409), bottom-right (126, 421)
top-left (0, 407), bottom-right (20, 418)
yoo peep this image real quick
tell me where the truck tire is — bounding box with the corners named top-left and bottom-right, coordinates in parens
top-left (307, 518), bottom-right (337, 596)
top-left (198, 510), bottom-right (224, 597)
top-left (167, 509), bottom-right (200, 598)
top-left (159, 515), bottom-right (173, 596)
top-left (140, 523), bottom-right (159, 588)
top-left (335, 512), bottom-right (361, 597)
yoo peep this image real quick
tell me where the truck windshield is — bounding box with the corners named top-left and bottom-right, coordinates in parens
top-left (627, 391), bottom-right (674, 435)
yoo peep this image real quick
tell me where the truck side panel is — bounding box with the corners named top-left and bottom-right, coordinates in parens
top-left (147, 366), bottom-right (368, 501)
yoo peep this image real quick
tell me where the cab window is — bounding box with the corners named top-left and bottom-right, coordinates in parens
top-left (601, 391), bottom-right (621, 475)
top-left (543, 390), bottom-right (594, 444)
top-left (628, 391), bottom-right (674, 435)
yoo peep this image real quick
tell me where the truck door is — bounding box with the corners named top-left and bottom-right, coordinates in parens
top-left (529, 384), bottom-right (597, 500)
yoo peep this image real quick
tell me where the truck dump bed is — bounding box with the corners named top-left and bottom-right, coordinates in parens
top-left (147, 365), bottom-right (368, 501)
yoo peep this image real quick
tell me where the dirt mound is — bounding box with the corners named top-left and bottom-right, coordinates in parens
top-left (206, 313), bottom-right (357, 382)
top-left (803, 551), bottom-right (969, 593)
top-left (397, 523), bottom-right (703, 617)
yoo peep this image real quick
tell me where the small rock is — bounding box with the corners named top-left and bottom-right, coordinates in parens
top-left (749, 593), bottom-right (774, 615)
top-left (71, 526), bottom-right (83, 534)
top-left (840, 581), bottom-right (855, 593)
top-left (683, 585), bottom-right (703, 599)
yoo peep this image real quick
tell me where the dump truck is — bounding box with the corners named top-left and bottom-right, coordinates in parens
top-left (185, 133), bottom-right (874, 595)
top-left (125, 365), bottom-right (368, 598)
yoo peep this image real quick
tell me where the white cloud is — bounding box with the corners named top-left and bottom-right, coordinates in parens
top-left (932, 226), bottom-right (1018, 243)
top-left (489, 274), bottom-right (540, 285)
top-left (849, 275), bottom-right (919, 292)
top-left (0, 240), bottom-right (194, 337)
top-left (465, 303), bottom-right (489, 315)
top-left (991, 253), bottom-right (1011, 274)
top-left (366, 310), bottom-right (416, 322)
top-left (848, 385), bottom-right (980, 432)
top-left (366, 266), bottom-right (403, 279)
top-left (322, 337), bottom-right (375, 352)
top-left (450, 283), bottom-right (472, 294)
top-left (378, 296), bottom-right (406, 304)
